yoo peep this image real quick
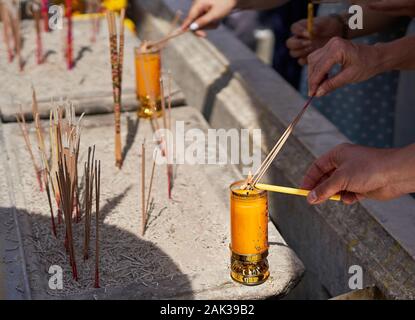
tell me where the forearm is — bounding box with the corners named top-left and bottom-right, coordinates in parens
top-left (376, 35), bottom-right (415, 72)
top-left (236, 0), bottom-right (289, 10)
top-left (387, 144), bottom-right (415, 195)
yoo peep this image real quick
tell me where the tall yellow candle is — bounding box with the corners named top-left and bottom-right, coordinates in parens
top-left (134, 48), bottom-right (162, 119)
top-left (230, 181), bottom-right (270, 285)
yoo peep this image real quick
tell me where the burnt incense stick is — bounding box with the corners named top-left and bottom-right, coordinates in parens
top-left (1, 2), bottom-right (13, 62)
top-left (141, 141), bottom-right (146, 236)
top-left (167, 71), bottom-right (173, 197)
top-left (106, 10), bottom-right (123, 168)
top-left (66, 0), bottom-right (73, 70)
top-left (16, 110), bottom-right (43, 191)
top-left (160, 78), bottom-right (172, 198)
top-left (145, 152), bottom-right (157, 217)
top-left (94, 159), bottom-right (101, 288)
top-left (147, 27), bottom-right (187, 51)
top-left (41, 0), bottom-right (49, 32)
top-left (33, 2), bottom-right (43, 64)
top-left (83, 145), bottom-right (95, 260)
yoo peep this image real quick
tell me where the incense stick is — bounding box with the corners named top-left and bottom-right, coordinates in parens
top-left (33, 3), bottom-right (43, 64)
top-left (145, 152), bottom-right (157, 217)
top-left (141, 141), bottom-right (146, 236)
top-left (248, 94), bottom-right (316, 188)
top-left (106, 10), bottom-right (123, 168)
top-left (1, 2), bottom-right (13, 62)
top-left (41, 0), bottom-right (49, 32)
top-left (146, 28), bottom-right (187, 51)
top-left (255, 183), bottom-right (341, 201)
top-left (66, 0), bottom-right (73, 70)
top-left (94, 159), bottom-right (101, 288)
top-left (307, 1), bottom-right (314, 40)
top-left (16, 110), bottom-right (43, 191)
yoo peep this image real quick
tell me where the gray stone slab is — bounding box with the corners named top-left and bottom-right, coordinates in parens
top-left (0, 19), bottom-right (185, 122)
top-left (0, 106), bottom-right (304, 299)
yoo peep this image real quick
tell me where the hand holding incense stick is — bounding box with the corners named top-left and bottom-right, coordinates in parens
top-left (255, 183), bottom-right (341, 201)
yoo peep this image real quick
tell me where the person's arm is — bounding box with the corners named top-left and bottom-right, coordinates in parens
top-left (307, 35), bottom-right (415, 97)
top-left (181, 0), bottom-right (289, 33)
top-left (302, 143), bottom-right (415, 205)
top-left (369, 0), bottom-right (415, 17)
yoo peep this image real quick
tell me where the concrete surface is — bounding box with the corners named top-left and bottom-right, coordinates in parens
top-left (133, 0), bottom-right (415, 299)
top-left (0, 106), bottom-right (304, 299)
top-left (0, 18), bottom-right (185, 122)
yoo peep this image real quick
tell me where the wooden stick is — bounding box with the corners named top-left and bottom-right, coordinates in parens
top-left (146, 28), bottom-right (187, 51)
top-left (94, 159), bottom-right (101, 288)
top-left (1, 3), bottom-right (13, 62)
top-left (41, 0), bottom-right (49, 32)
top-left (255, 183), bottom-right (341, 201)
top-left (249, 94), bottom-right (316, 188)
top-left (145, 152), bottom-right (156, 216)
top-left (106, 11), bottom-right (122, 168)
top-left (33, 3), bottom-right (43, 64)
top-left (66, 0), bottom-right (73, 70)
top-left (16, 111), bottom-right (43, 191)
top-left (141, 141), bottom-right (146, 236)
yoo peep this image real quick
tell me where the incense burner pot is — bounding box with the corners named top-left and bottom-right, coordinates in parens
top-left (134, 47), bottom-right (162, 119)
top-left (229, 181), bottom-right (270, 285)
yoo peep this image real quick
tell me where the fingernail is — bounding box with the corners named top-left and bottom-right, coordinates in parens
top-left (308, 190), bottom-right (318, 204)
top-left (190, 22), bottom-right (199, 31)
top-left (316, 88), bottom-right (325, 97)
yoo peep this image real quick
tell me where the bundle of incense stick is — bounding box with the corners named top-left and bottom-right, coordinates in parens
top-left (33, 2), bottom-right (43, 64)
top-left (106, 10), bottom-right (125, 168)
top-left (65, 0), bottom-right (73, 70)
top-left (41, 0), bottom-right (49, 32)
top-left (83, 145), bottom-right (95, 260)
top-left (245, 94), bottom-right (316, 189)
top-left (54, 111), bottom-right (82, 281)
top-left (0, 1), bottom-right (13, 62)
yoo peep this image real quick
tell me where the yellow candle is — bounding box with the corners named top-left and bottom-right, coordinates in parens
top-left (134, 48), bottom-right (162, 118)
top-left (230, 181), bottom-right (268, 255)
top-left (307, 2), bottom-right (314, 40)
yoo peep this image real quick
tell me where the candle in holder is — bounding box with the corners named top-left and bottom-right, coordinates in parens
top-left (229, 181), bottom-right (270, 285)
top-left (134, 47), bottom-right (162, 119)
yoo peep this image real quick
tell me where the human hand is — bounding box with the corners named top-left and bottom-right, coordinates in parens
top-left (307, 37), bottom-right (383, 97)
top-left (301, 143), bottom-right (415, 205)
top-left (287, 15), bottom-right (344, 65)
top-left (369, 0), bottom-right (415, 17)
top-left (181, 0), bottom-right (238, 37)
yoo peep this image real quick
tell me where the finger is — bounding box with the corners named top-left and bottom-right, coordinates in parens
top-left (286, 36), bottom-right (312, 51)
top-left (369, 1), bottom-right (408, 15)
top-left (315, 67), bottom-right (356, 97)
top-left (193, 7), bottom-right (223, 30)
top-left (290, 46), bottom-right (313, 59)
top-left (301, 151), bottom-right (338, 190)
top-left (182, 3), bottom-right (208, 29)
top-left (195, 30), bottom-right (207, 37)
top-left (307, 172), bottom-right (346, 204)
top-left (291, 19), bottom-right (308, 37)
top-left (341, 191), bottom-right (359, 205)
top-left (308, 46), bottom-right (339, 96)
top-left (298, 58), bottom-right (307, 66)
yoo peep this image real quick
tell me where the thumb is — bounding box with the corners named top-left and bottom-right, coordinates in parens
top-left (316, 68), bottom-right (354, 97)
top-left (193, 7), bottom-right (224, 30)
top-left (307, 173), bottom-right (345, 204)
